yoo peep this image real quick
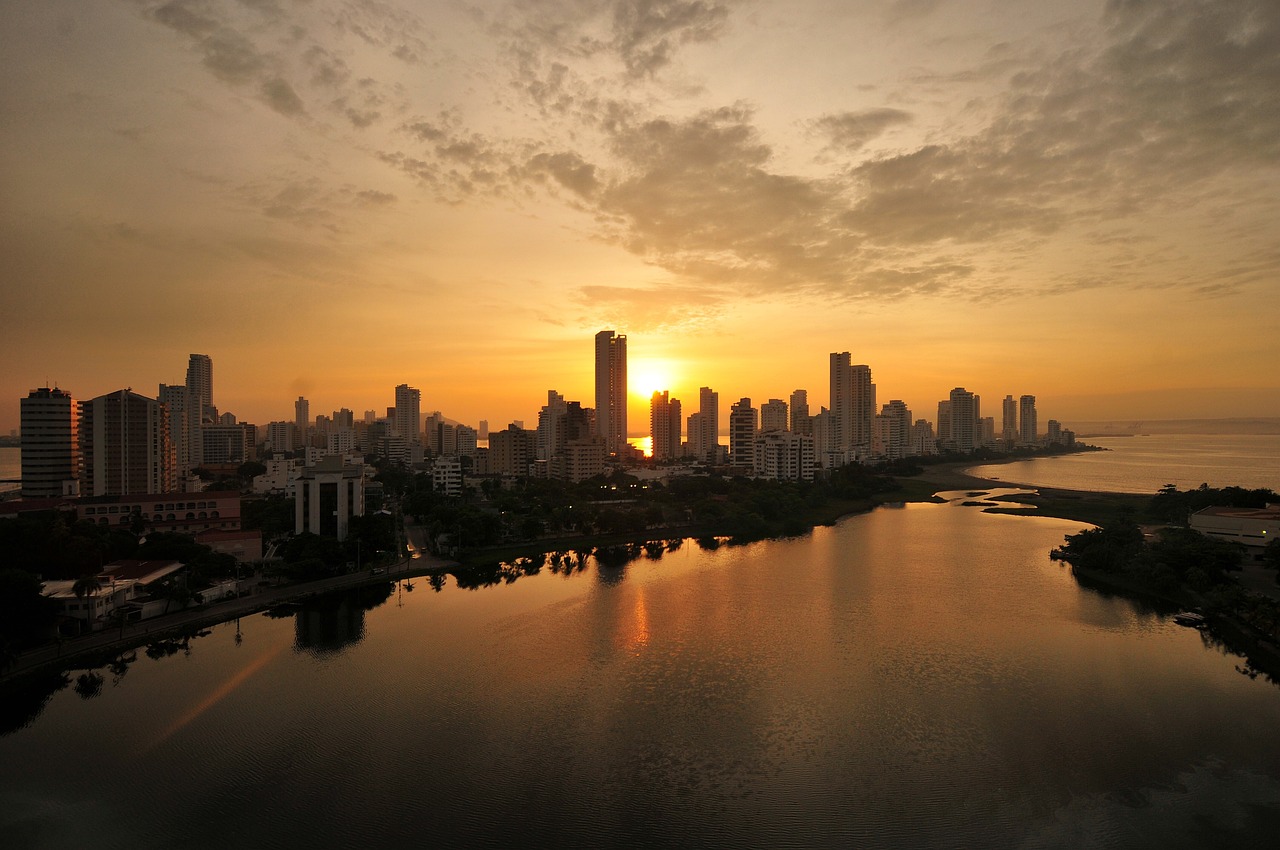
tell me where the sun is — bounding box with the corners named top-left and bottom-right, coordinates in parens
top-left (630, 360), bottom-right (679, 399)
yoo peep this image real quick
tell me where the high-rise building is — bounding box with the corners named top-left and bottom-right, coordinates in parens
top-left (729, 398), bottom-right (758, 468)
top-left (760, 399), bottom-right (788, 433)
top-left (876, 400), bottom-right (912, 460)
top-left (157, 384), bottom-right (195, 475)
top-left (394, 384), bottom-right (421, 445)
top-left (1019, 395), bottom-right (1038, 445)
top-left (537, 391), bottom-right (568, 462)
top-left (947, 388), bottom-right (978, 452)
top-left (266, 421), bottom-right (294, 453)
top-left (650, 391), bottom-right (682, 461)
top-left (80, 389), bottom-right (175, 496)
top-left (1002, 395), bottom-right (1017, 443)
top-left (186, 354), bottom-right (214, 424)
top-left (698, 386), bottom-right (719, 463)
top-left (594, 330), bottom-right (627, 455)
top-left (789, 389), bottom-right (811, 436)
top-left (830, 353), bottom-right (874, 456)
top-left (20, 386), bottom-right (79, 498)
top-left (295, 396), bottom-right (310, 443)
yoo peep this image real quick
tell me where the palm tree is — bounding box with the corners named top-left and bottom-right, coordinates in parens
top-left (72, 574), bottom-right (100, 635)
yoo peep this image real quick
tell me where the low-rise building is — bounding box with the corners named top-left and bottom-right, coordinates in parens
top-left (1190, 505), bottom-right (1280, 561)
top-left (77, 490), bottom-right (242, 534)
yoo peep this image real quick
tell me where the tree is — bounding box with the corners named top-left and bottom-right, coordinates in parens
top-left (1263, 538), bottom-right (1280, 582)
top-left (72, 574), bottom-right (100, 635)
top-left (0, 569), bottom-right (58, 651)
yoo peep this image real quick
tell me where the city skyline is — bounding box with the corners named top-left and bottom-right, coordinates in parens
top-left (3, 1), bottom-right (1279, 432)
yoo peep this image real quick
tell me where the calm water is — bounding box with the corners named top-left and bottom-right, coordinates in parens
top-left (967, 434), bottom-right (1280, 494)
top-left (0, 446), bottom-right (18, 493)
top-left (4, 494), bottom-right (1279, 849)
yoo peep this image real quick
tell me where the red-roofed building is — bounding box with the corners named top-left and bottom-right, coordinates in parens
top-left (77, 490), bottom-right (241, 534)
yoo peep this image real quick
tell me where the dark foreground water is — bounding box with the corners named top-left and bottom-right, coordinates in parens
top-left (4, 492), bottom-right (1280, 849)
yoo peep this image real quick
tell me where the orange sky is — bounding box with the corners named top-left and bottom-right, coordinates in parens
top-left (2, 1), bottom-right (1278, 434)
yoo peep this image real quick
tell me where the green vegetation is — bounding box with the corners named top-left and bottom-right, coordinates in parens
top-left (1049, 484), bottom-right (1280, 679)
top-left (391, 464), bottom-right (899, 566)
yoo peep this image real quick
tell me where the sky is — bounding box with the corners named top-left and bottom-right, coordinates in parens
top-left (2, 0), bottom-right (1278, 436)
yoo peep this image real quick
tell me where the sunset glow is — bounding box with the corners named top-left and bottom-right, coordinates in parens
top-left (2, 1), bottom-right (1278, 430)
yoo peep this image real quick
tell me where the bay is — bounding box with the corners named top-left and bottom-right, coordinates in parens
top-left (966, 434), bottom-right (1280, 494)
top-left (3, 493), bottom-right (1279, 849)
top-left (0, 446), bottom-right (18, 494)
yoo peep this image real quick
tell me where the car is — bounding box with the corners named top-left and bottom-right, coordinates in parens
top-left (370, 567), bottom-right (386, 575)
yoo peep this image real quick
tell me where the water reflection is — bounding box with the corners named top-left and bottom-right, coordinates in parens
top-left (4, 504), bottom-right (1280, 848)
top-left (293, 583), bottom-right (393, 656)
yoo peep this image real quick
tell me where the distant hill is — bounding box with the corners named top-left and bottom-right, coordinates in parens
top-left (1071, 418), bottom-right (1280, 436)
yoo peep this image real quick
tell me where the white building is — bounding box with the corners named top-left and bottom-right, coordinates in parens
top-left (1190, 505), bottom-right (1280, 561)
top-left (753, 431), bottom-right (815, 481)
top-left (432, 456), bottom-right (463, 496)
top-left (295, 455), bottom-right (365, 540)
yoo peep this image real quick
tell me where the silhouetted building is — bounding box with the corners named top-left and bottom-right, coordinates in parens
top-left (789, 389), bottom-right (811, 436)
top-left (80, 389), bottom-right (176, 496)
top-left (729, 398), bottom-right (758, 468)
top-left (1019, 395), bottom-right (1038, 446)
top-left (650, 391), bottom-right (682, 460)
top-left (876, 400), bottom-right (911, 460)
top-left (594, 330), bottom-right (627, 455)
top-left (20, 386), bottom-right (79, 498)
top-left (1002, 395), bottom-right (1017, 443)
top-left (394, 384), bottom-right (421, 445)
top-left (830, 353), bottom-right (874, 456)
top-left (947, 388), bottom-right (978, 453)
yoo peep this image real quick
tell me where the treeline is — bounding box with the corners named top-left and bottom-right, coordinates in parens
top-left (1050, 485), bottom-right (1280, 651)
top-left (1148, 483), bottom-right (1278, 524)
top-left (393, 463), bottom-right (900, 559)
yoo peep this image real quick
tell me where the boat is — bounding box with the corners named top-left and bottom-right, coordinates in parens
top-left (1173, 611), bottom-right (1207, 628)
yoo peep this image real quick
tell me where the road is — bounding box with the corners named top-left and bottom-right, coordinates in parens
top-left (3, 546), bottom-right (457, 682)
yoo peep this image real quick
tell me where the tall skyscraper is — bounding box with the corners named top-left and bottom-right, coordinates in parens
top-left (80, 389), bottom-right (175, 496)
top-left (650, 391), bottom-right (682, 460)
top-left (947, 388), bottom-right (978, 452)
top-left (1002, 395), bottom-right (1017, 443)
top-left (1019, 395), bottom-right (1038, 445)
top-left (186, 354), bottom-right (213, 424)
top-left (699, 386), bottom-right (719, 463)
top-left (20, 386), bottom-right (79, 498)
top-left (789, 389), bottom-right (811, 436)
top-left (295, 396), bottom-right (310, 444)
top-left (729, 398), bottom-right (758, 468)
top-left (158, 383), bottom-right (196, 475)
top-left (537, 391), bottom-right (568, 462)
top-left (394, 384), bottom-right (421, 445)
top-left (594, 330), bottom-right (627, 454)
top-left (830, 353), bottom-right (875, 455)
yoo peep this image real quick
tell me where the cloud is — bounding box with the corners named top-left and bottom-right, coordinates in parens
top-left (261, 77), bottom-right (305, 115)
top-left (814, 108), bottom-right (913, 152)
top-left (575, 283), bottom-right (728, 331)
top-left (611, 0), bottom-right (731, 77)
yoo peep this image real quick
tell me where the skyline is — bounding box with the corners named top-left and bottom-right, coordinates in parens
top-left (3, 0), bottom-right (1279, 432)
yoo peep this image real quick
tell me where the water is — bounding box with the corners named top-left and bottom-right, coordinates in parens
top-left (0, 446), bottom-right (18, 493)
top-left (967, 434), bottom-right (1280, 494)
top-left (4, 495), bottom-right (1279, 848)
